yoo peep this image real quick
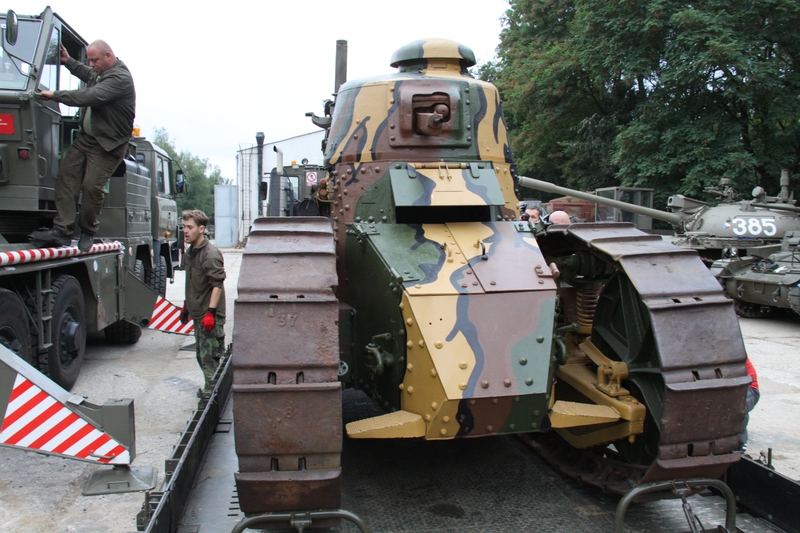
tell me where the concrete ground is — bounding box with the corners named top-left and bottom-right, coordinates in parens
top-left (0, 247), bottom-right (797, 532)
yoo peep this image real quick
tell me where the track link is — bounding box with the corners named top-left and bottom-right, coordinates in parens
top-left (232, 217), bottom-right (342, 513)
top-left (533, 223), bottom-right (751, 493)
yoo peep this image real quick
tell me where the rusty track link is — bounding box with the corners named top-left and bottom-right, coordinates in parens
top-left (532, 224), bottom-right (751, 493)
top-left (232, 217), bottom-right (342, 513)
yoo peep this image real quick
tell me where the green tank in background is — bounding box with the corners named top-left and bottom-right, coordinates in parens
top-left (520, 172), bottom-right (800, 264)
top-left (233, 38), bottom-right (751, 514)
top-left (711, 230), bottom-right (800, 318)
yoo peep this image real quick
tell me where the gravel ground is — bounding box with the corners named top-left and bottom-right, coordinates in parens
top-left (0, 248), bottom-right (797, 532)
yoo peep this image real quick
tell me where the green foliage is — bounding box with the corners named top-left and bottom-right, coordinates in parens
top-left (152, 128), bottom-right (229, 223)
top-left (492, 0), bottom-right (800, 201)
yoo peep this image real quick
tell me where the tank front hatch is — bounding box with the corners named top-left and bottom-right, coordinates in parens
top-left (390, 38), bottom-right (476, 74)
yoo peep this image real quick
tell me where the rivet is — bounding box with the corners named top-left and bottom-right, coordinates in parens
top-left (538, 280), bottom-right (544, 284)
top-left (519, 358), bottom-right (528, 365)
top-left (435, 341), bottom-right (443, 349)
top-left (407, 363), bottom-right (413, 371)
top-left (490, 281), bottom-right (496, 285)
top-left (442, 416), bottom-right (450, 423)
top-left (461, 284), bottom-right (468, 288)
top-left (459, 361), bottom-right (467, 369)
top-left (390, 136), bottom-right (396, 141)
top-left (472, 282), bottom-right (478, 286)
top-left (418, 339), bottom-right (425, 348)
top-left (515, 396), bottom-right (520, 402)
top-left (344, 204), bottom-right (350, 210)
top-left (431, 402), bottom-right (438, 409)
top-left (406, 341), bottom-right (413, 348)
top-left (533, 410), bottom-right (540, 416)
top-left (537, 336), bottom-right (545, 343)
top-left (509, 423), bottom-right (516, 430)
top-left (398, 383), bottom-right (405, 390)
top-left (481, 381), bottom-right (489, 389)
top-left (466, 270), bottom-right (473, 275)
top-left (390, 99), bottom-right (395, 104)
top-left (525, 378), bottom-right (533, 386)
top-left (503, 379), bottom-right (511, 387)
top-left (492, 398), bottom-right (499, 405)
top-left (415, 284), bottom-right (422, 289)
top-left (390, 124), bottom-right (396, 129)
top-left (440, 429), bottom-right (448, 435)
top-left (407, 386), bottom-right (414, 394)
top-left (406, 318), bottom-right (414, 325)
top-left (399, 302), bottom-right (405, 309)
top-left (361, 167), bottom-right (366, 173)
top-left (486, 425), bottom-right (493, 432)
top-left (531, 422), bottom-right (538, 428)
top-left (430, 368), bottom-right (437, 377)
top-left (459, 382), bottom-right (467, 390)
top-left (424, 414), bottom-right (431, 421)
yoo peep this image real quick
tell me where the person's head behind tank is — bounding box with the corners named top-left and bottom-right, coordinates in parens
top-left (548, 210), bottom-right (571, 224)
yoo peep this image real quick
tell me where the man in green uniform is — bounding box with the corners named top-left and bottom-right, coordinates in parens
top-left (31, 40), bottom-right (136, 252)
top-left (178, 210), bottom-right (226, 395)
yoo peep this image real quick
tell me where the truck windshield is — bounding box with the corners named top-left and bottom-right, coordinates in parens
top-left (0, 17), bottom-right (42, 90)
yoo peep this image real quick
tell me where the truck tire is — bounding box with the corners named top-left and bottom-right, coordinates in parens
top-left (104, 320), bottom-right (143, 344)
top-left (0, 288), bottom-right (34, 365)
top-left (41, 275), bottom-right (86, 390)
top-left (145, 255), bottom-right (168, 297)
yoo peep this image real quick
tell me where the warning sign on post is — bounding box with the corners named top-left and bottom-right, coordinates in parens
top-left (305, 171), bottom-right (318, 186)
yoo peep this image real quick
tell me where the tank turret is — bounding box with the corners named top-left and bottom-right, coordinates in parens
top-left (519, 175), bottom-right (800, 261)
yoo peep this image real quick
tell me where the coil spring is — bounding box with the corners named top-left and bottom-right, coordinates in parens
top-left (576, 287), bottom-right (601, 334)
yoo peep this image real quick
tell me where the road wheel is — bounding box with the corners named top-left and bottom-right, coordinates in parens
top-left (733, 300), bottom-right (777, 318)
top-left (42, 275), bottom-right (86, 390)
top-left (0, 288), bottom-right (34, 365)
top-left (144, 255), bottom-right (168, 297)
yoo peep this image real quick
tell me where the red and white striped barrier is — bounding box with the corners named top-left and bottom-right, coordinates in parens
top-left (0, 373), bottom-right (130, 465)
top-left (149, 296), bottom-right (194, 335)
top-left (0, 241), bottom-right (123, 267)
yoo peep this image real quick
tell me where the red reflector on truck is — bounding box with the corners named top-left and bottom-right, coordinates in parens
top-left (0, 114), bottom-right (14, 134)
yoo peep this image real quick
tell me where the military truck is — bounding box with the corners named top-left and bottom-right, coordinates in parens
top-left (0, 8), bottom-right (182, 388)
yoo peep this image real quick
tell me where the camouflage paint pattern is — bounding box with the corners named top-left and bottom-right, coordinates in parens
top-left (330, 39), bottom-right (556, 439)
top-left (194, 317), bottom-right (225, 391)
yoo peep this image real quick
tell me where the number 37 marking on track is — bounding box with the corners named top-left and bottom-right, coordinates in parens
top-left (731, 217), bottom-right (777, 237)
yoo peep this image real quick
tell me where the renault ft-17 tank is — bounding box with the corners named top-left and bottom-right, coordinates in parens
top-left (521, 173), bottom-right (800, 263)
top-left (231, 39), bottom-right (751, 515)
top-left (710, 231), bottom-right (800, 318)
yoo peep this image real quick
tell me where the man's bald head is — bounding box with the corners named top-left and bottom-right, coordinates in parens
top-left (549, 210), bottom-right (571, 224)
top-left (87, 40), bottom-right (117, 74)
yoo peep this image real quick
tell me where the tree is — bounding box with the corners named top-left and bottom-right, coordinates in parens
top-left (493, 0), bottom-right (800, 201)
top-left (152, 128), bottom-right (229, 223)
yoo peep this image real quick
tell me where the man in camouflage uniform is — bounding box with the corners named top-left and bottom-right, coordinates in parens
top-left (178, 210), bottom-right (226, 395)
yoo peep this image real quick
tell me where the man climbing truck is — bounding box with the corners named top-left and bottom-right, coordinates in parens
top-left (0, 8), bottom-right (182, 388)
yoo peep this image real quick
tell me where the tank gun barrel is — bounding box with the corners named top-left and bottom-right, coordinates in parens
top-left (518, 176), bottom-right (683, 227)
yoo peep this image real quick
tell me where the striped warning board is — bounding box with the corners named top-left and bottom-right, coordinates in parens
top-left (149, 296), bottom-right (194, 335)
top-left (0, 374), bottom-right (130, 465)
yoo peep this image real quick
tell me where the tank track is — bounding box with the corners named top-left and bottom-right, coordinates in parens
top-left (531, 224), bottom-right (751, 494)
top-left (232, 217), bottom-right (342, 514)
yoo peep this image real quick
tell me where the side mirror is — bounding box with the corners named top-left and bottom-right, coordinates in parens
top-left (175, 170), bottom-right (186, 194)
top-left (3, 10), bottom-right (18, 47)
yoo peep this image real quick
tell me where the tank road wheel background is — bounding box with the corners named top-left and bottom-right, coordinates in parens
top-left (591, 271), bottom-right (664, 467)
top-left (733, 299), bottom-right (778, 318)
top-left (144, 255), bottom-right (168, 297)
top-left (0, 288), bottom-right (35, 365)
top-left (42, 275), bottom-right (86, 390)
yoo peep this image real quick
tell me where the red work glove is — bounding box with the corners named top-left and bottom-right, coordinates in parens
top-left (202, 308), bottom-right (216, 331)
top-left (180, 303), bottom-right (189, 325)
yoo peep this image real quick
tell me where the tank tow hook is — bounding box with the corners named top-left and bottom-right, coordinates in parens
top-left (613, 478), bottom-right (738, 533)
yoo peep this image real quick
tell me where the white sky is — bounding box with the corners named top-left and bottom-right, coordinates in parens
top-left (12, 0), bottom-right (510, 181)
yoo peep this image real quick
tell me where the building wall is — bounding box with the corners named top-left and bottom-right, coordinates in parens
top-left (236, 131), bottom-right (325, 243)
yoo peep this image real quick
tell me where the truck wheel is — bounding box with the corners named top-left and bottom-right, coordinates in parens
top-left (144, 255), bottom-right (168, 297)
top-left (104, 320), bottom-right (142, 344)
top-left (42, 275), bottom-right (86, 390)
top-left (0, 288), bottom-right (34, 365)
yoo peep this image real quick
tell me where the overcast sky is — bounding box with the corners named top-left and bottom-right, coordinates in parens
top-left (12, 0), bottom-right (510, 181)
